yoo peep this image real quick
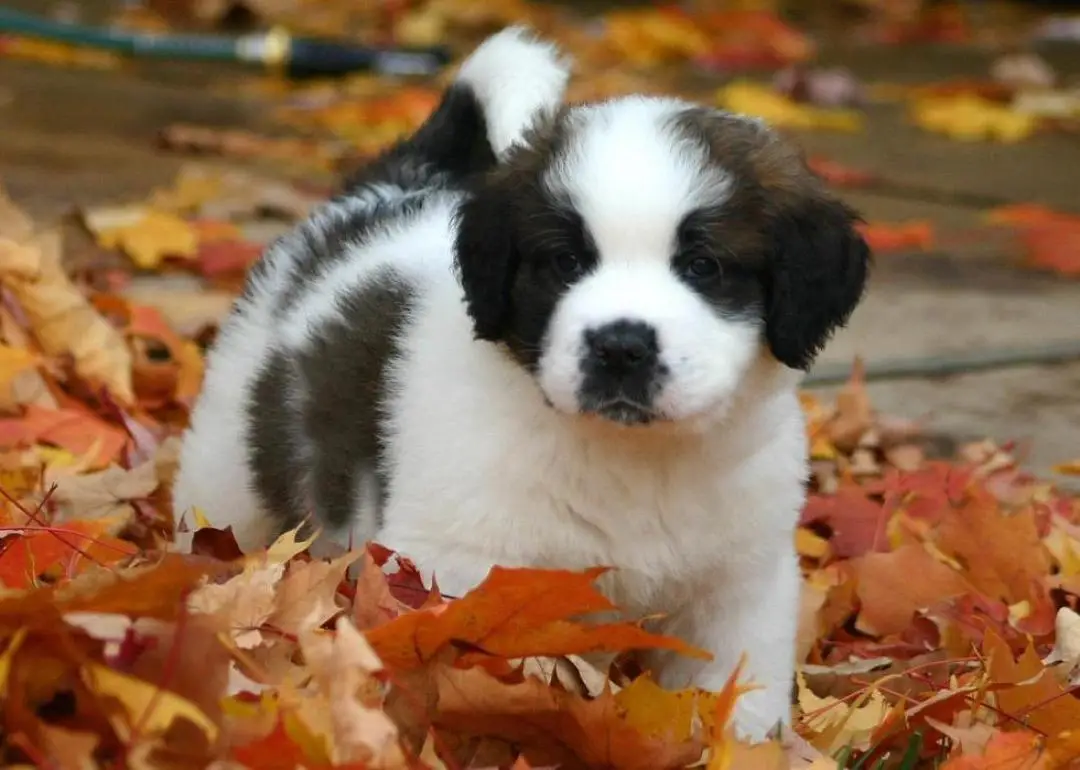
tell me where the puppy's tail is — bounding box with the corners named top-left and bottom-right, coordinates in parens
top-left (346, 27), bottom-right (570, 192)
top-left (454, 25), bottom-right (571, 160)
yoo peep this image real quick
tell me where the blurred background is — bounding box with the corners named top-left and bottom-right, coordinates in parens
top-left (1, 0), bottom-right (1078, 480)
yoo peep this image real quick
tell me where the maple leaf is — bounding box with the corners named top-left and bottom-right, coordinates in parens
top-left (270, 549), bottom-right (363, 637)
top-left (912, 93), bottom-right (1037, 142)
top-left (796, 672), bottom-right (890, 755)
top-left (716, 81), bottom-right (863, 132)
top-left (84, 205), bottom-right (199, 271)
top-left (365, 566), bottom-right (710, 671)
top-left (853, 544), bottom-right (968, 636)
top-left (932, 489), bottom-right (1051, 605)
top-left (43, 460), bottom-right (159, 523)
top-left (297, 616), bottom-right (406, 767)
top-left (856, 220), bottom-right (935, 253)
top-left (433, 664), bottom-right (706, 769)
top-left (0, 517), bottom-right (138, 589)
top-left (984, 627), bottom-right (1080, 737)
top-left (0, 186), bottom-right (134, 404)
top-left (939, 729), bottom-right (1049, 770)
top-left (0, 403), bottom-right (128, 468)
top-left (82, 660), bottom-right (219, 742)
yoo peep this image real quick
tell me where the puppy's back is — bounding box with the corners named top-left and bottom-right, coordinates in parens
top-left (171, 28), bottom-right (572, 552)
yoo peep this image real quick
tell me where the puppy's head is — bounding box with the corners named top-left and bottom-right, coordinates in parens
top-left (454, 96), bottom-right (870, 427)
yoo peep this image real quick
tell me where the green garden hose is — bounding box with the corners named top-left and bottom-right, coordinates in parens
top-left (0, 7), bottom-right (451, 77)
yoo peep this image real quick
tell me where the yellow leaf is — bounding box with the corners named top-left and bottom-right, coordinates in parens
top-left (192, 506), bottom-right (213, 530)
top-left (86, 206), bottom-right (199, 270)
top-left (717, 81), bottom-right (863, 133)
top-left (265, 522), bottom-right (319, 565)
top-left (911, 94), bottom-right (1037, 143)
top-left (797, 672), bottom-right (889, 754)
top-left (1054, 459), bottom-right (1080, 476)
top-left (796, 528), bottom-right (830, 560)
top-left (0, 190), bottom-right (134, 403)
top-left (614, 676), bottom-right (700, 743)
top-left (149, 167), bottom-right (223, 213)
top-left (0, 628), bottom-right (27, 696)
top-left (82, 661), bottom-right (219, 741)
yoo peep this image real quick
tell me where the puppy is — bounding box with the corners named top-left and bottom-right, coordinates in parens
top-left (173, 28), bottom-right (870, 740)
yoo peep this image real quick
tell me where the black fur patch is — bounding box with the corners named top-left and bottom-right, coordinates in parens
top-left (241, 83), bottom-right (497, 316)
top-left (764, 197), bottom-right (870, 369)
top-left (343, 84), bottom-right (496, 194)
top-left (673, 209), bottom-right (768, 321)
top-left (248, 350), bottom-right (308, 532)
top-left (293, 268), bottom-right (416, 533)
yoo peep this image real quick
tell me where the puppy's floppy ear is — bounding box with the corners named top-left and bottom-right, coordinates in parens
top-left (454, 180), bottom-right (521, 341)
top-left (765, 194), bottom-right (871, 370)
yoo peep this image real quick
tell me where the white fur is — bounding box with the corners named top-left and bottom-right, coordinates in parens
top-left (537, 97), bottom-right (755, 426)
top-left (455, 25), bottom-right (571, 159)
top-left (175, 33), bottom-right (809, 741)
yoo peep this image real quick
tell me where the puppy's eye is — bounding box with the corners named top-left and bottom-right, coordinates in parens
top-left (553, 252), bottom-right (584, 281)
top-left (682, 254), bottom-right (722, 283)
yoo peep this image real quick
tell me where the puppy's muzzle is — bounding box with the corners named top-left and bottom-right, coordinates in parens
top-left (577, 320), bottom-right (666, 425)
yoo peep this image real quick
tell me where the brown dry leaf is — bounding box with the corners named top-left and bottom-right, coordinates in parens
top-left (0, 344), bottom-right (50, 413)
top-left (434, 664), bottom-right (705, 769)
top-left (297, 616), bottom-right (404, 766)
top-left (269, 548), bottom-right (362, 636)
top-left (933, 491), bottom-right (1051, 604)
top-left (939, 729), bottom-right (1050, 770)
top-left (796, 672), bottom-right (890, 754)
top-left (44, 460), bottom-right (159, 523)
top-left (353, 548), bottom-right (408, 630)
top-left (37, 724), bottom-right (99, 770)
top-left (853, 543), bottom-right (968, 636)
top-left (84, 205), bottom-right (199, 270)
top-left (0, 187), bottom-right (134, 404)
top-left (984, 628), bottom-right (1080, 737)
top-left (188, 560), bottom-right (284, 649)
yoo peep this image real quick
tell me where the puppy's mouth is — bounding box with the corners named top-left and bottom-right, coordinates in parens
top-left (582, 397), bottom-right (659, 426)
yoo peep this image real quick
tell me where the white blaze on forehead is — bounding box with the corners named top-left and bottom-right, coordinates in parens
top-left (546, 97), bottom-right (733, 263)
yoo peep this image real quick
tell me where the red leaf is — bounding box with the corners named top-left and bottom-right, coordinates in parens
top-left (801, 486), bottom-right (889, 558)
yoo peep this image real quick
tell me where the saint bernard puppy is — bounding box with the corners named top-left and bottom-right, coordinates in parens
top-left (173, 26), bottom-right (870, 738)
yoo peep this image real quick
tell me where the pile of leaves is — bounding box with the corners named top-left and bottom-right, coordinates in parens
top-left (2, 165), bottom-right (1080, 770)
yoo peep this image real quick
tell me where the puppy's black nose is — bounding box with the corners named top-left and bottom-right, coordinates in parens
top-left (585, 320), bottom-right (658, 370)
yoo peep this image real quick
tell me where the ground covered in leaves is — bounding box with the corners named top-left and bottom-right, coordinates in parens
top-left (3, 1), bottom-right (1080, 768)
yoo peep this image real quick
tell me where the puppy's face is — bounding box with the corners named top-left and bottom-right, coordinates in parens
top-left (455, 96), bottom-right (870, 427)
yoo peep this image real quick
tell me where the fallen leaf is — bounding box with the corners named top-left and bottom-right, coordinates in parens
top-left (269, 549), bottom-right (362, 636)
top-left (0, 404), bottom-right (127, 468)
top-left (939, 729), bottom-right (1048, 770)
top-left (365, 566), bottom-right (710, 671)
top-left (434, 664), bottom-right (705, 769)
top-left (0, 517), bottom-right (137, 589)
top-left (0, 187), bottom-right (134, 403)
top-left (853, 544), bottom-right (968, 636)
top-left (857, 220), bottom-right (935, 253)
top-left (716, 81), bottom-right (863, 132)
top-left (912, 93), bottom-right (1037, 142)
top-left (796, 672), bottom-right (890, 754)
top-left (85, 205), bottom-right (199, 270)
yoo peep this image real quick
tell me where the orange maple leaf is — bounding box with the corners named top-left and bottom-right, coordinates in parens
top-left (0, 518), bottom-right (137, 589)
top-left (434, 664), bottom-right (706, 770)
top-left (0, 404), bottom-right (127, 467)
top-left (365, 566), bottom-right (710, 671)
